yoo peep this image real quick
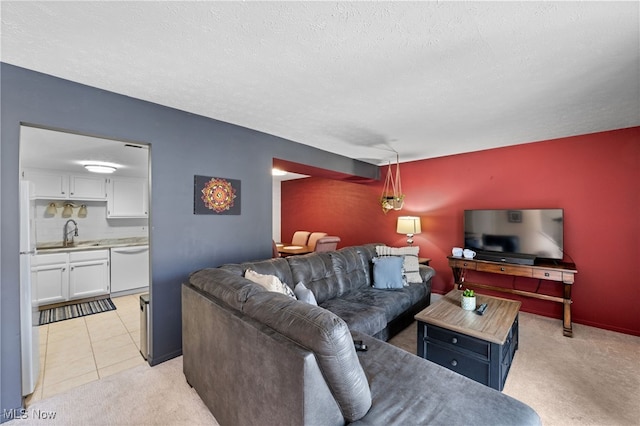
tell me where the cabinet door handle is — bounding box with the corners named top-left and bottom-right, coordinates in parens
top-left (451, 337), bottom-right (458, 344)
top-left (544, 272), bottom-right (550, 277)
top-left (70, 266), bottom-right (74, 271)
top-left (500, 267), bottom-right (505, 271)
top-left (451, 359), bottom-right (458, 367)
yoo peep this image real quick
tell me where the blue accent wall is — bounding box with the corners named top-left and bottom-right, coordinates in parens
top-left (0, 63), bottom-right (378, 417)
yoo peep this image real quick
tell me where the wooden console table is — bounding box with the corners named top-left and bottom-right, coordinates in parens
top-left (447, 256), bottom-right (577, 337)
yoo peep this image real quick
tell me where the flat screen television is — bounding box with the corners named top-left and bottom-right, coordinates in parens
top-left (464, 209), bottom-right (564, 264)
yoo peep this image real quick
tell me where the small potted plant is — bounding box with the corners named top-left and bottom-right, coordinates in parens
top-left (461, 288), bottom-right (476, 311)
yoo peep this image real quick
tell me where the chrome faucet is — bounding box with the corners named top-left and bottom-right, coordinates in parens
top-left (63, 219), bottom-right (79, 247)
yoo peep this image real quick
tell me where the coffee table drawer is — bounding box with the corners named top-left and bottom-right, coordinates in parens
top-left (426, 342), bottom-right (489, 385)
top-left (426, 325), bottom-right (490, 359)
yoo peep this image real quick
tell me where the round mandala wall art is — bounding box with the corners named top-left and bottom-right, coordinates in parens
top-left (194, 175), bottom-right (241, 215)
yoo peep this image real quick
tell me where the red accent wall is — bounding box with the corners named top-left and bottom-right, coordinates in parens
top-left (282, 127), bottom-right (640, 336)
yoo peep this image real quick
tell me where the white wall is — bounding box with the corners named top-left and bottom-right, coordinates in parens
top-left (34, 200), bottom-right (147, 244)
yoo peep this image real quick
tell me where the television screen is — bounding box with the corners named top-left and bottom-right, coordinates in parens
top-left (464, 209), bottom-right (564, 260)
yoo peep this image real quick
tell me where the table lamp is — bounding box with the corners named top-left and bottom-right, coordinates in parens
top-left (397, 216), bottom-right (421, 246)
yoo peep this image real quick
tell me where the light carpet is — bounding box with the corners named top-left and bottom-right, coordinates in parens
top-left (388, 312), bottom-right (640, 426)
top-left (8, 356), bottom-right (218, 426)
top-left (12, 312), bottom-right (640, 425)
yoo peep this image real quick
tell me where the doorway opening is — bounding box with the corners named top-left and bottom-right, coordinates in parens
top-left (19, 124), bottom-right (151, 403)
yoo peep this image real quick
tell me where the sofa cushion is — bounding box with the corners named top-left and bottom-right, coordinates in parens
top-left (287, 252), bottom-right (342, 304)
top-left (400, 281), bottom-right (430, 308)
top-left (371, 256), bottom-right (405, 289)
top-left (332, 247), bottom-right (372, 293)
top-left (243, 292), bottom-right (372, 422)
top-left (319, 298), bottom-right (387, 336)
top-left (188, 268), bottom-right (266, 311)
top-left (350, 332), bottom-right (541, 426)
top-left (339, 286), bottom-right (414, 323)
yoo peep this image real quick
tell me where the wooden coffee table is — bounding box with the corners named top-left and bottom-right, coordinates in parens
top-left (415, 289), bottom-right (521, 391)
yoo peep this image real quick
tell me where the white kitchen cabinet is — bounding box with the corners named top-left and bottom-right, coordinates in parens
top-left (25, 171), bottom-right (69, 199)
top-left (110, 245), bottom-right (149, 293)
top-left (69, 250), bottom-right (110, 300)
top-left (69, 175), bottom-right (107, 200)
top-left (107, 177), bottom-right (148, 218)
top-left (31, 253), bottom-right (69, 306)
top-left (33, 250), bottom-right (110, 306)
top-left (24, 170), bottom-right (106, 200)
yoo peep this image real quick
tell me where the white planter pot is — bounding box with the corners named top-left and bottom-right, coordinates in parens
top-left (461, 296), bottom-right (476, 311)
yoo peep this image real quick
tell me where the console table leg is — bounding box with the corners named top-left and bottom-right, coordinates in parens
top-left (452, 267), bottom-right (465, 289)
top-left (563, 283), bottom-right (573, 337)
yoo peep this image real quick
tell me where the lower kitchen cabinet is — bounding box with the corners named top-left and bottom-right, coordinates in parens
top-left (68, 250), bottom-right (110, 299)
top-left (31, 253), bottom-right (68, 305)
top-left (33, 249), bottom-right (110, 306)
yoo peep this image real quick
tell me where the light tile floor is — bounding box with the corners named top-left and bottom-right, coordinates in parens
top-left (26, 293), bottom-right (147, 405)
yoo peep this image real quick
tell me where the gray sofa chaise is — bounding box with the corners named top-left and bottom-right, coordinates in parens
top-left (182, 244), bottom-right (540, 425)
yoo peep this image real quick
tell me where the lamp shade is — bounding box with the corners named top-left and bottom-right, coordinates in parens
top-left (396, 216), bottom-right (421, 235)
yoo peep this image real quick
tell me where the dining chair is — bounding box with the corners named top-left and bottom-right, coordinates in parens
top-left (307, 232), bottom-right (328, 251)
top-left (272, 240), bottom-right (281, 258)
top-left (314, 236), bottom-right (341, 252)
top-left (291, 231), bottom-right (311, 246)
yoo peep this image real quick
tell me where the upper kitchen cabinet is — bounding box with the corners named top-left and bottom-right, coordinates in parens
top-left (23, 169), bottom-right (107, 200)
top-left (107, 177), bottom-right (148, 218)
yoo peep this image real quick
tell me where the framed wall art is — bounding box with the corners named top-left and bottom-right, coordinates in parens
top-left (194, 175), bottom-right (241, 215)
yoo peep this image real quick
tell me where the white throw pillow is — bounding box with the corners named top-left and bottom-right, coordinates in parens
top-left (375, 246), bottom-right (422, 284)
top-left (244, 269), bottom-right (296, 298)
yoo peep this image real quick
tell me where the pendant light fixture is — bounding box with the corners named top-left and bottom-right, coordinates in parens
top-left (380, 152), bottom-right (404, 214)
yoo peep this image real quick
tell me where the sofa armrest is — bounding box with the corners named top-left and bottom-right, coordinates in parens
top-left (182, 283), bottom-right (344, 426)
top-left (419, 264), bottom-right (436, 283)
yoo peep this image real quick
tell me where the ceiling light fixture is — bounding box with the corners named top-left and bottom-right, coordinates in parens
top-left (272, 168), bottom-right (287, 176)
top-left (83, 162), bottom-right (118, 174)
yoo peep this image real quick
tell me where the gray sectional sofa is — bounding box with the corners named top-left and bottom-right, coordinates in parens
top-left (182, 243), bottom-right (540, 425)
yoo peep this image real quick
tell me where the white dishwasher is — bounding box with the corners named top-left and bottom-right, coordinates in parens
top-left (110, 245), bottom-right (150, 294)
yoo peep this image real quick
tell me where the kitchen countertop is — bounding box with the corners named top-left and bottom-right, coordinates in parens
top-left (36, 237), bottom-right (148, 253)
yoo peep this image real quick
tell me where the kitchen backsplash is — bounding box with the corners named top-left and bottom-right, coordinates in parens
top-left (35, 200), bottom-right (148, 244)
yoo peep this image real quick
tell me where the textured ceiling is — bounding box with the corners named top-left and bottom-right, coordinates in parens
top-left (2, 1), bottom-right (639, 165)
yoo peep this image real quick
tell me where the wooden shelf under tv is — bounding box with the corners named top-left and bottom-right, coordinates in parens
top-left (447, 256), bottom-right (578, 337)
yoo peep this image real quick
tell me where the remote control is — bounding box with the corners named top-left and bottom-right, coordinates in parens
top-left (475, 303), bottom-right (488, 315)
top-left (353, 340), bottom-right (368, 351)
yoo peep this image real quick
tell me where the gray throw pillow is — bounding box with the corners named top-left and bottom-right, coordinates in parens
top-left (372, 256), bottom-right (404, 289)
top-left (294, 282), bottom-right (318, 306)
